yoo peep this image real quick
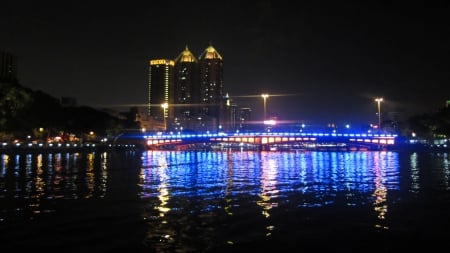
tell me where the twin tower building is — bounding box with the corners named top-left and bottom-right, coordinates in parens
top-left (147, 45), bottom-right (237, 133)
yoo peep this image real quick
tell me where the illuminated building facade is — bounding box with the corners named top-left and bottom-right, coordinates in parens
top-left (174, 46), bottom-right (199, 131)
top-left (198, 45), bottom-right (225, 131)
top-left (0, 51), bottom-right (18, 85)
top-left (147, 45), bottom-right (236, 132)
top-left (148, 59), bottom-right (175, 124)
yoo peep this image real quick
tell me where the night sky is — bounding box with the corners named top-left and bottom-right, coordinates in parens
top-left (1, 1), bottom-right (447, 127)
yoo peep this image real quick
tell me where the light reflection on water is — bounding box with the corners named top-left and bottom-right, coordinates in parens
top-left (140, 151), bottom-right (400, 206)
top-left (0, 152), bottom-right (109, 221)
top-left (139, 151), bottom-right (402, 251)
top-left (1, 150), bottom-right (449, 252)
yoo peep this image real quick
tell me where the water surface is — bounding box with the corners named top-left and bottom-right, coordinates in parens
top-left (1, 150), bottom-right (449, 252)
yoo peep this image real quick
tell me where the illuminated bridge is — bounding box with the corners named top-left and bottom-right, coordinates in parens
top-left (142, 131), bottom-right (398, 151)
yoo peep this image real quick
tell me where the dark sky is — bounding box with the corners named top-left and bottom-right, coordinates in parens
top-left (1, 0), bottom-right (447, 127)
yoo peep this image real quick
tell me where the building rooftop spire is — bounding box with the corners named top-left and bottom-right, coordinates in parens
top-left (199, 44), bottom-right (222, 60)
top-left (174, 45), bottom-right (198, 63)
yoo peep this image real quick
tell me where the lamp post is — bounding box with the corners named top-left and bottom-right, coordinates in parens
top-left (261, 93), bottom-right (269, 121)
top-left (375, 98), bottom-right (383, 130)
top-left (161, 102), bottom-right (168, 131)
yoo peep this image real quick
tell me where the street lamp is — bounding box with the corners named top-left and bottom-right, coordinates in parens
top-left (261, 93), bottom-right (269, 120)
top-left (161, 102), bottom-right (168, 131)
top-left (375, 97), bottom-right (383, 130)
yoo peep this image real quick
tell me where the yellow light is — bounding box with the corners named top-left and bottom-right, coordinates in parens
top-left (375, 97), bottom-right (383, 129)
top-left (161, 103), bottom-right (169, 131)
top-left (150, 59), bottom-right (175, 66)
top-left (261, 94), bottom-right (269, 120)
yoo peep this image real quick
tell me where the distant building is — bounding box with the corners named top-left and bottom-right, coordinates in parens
top-left (221, 93), bottom-right (237, 132)
top-left (0, 51), bottom-right (18, 85)
top-left (174, 46), bottom-right (199, 131)
top-left (198, 45), bottom-right (225, 131)
top-left (148, 59), bottom-right (175, 130)
top-left (147, 44), bottom-right (234, 132)
top-left (239, 107), bottom-right (253, 131)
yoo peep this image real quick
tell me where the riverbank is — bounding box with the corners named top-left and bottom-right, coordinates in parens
top-left (2, 141), bottom-right (448, 154)
top-left (0, 142), bottom-right (142, 154)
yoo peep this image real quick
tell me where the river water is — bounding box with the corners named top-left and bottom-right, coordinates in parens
top-left (1, 149), bottom-right (449, 252)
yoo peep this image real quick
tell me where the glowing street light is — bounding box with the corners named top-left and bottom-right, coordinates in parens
top-left (261, 93), bottom-right (269, 120)
top-left (161, 102), bottom-right (168, 131)
top-left (375, 97), bottom-right (383, 130)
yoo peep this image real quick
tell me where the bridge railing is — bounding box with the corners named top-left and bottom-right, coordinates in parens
top-left (143, 131), bottom-right (398, 146)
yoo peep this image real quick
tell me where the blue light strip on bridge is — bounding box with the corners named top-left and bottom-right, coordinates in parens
top-left (143, 132), bottom-right (397, 140)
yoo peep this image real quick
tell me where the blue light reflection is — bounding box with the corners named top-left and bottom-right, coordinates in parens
top-left (140, 150), bottom-right (400, 216)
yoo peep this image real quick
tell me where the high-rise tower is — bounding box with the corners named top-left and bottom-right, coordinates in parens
top-left (198, 45), bottom-right (224, 131)
top-left (148, 59), bottom-right (175, 129)
top-left (174, 46), bottom-right (199, 130)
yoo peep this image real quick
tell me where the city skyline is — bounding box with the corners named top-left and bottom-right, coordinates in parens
top-left (148, 45), bottom-right (233, 132)
top-left (0, 1), bottom-right (445, 126)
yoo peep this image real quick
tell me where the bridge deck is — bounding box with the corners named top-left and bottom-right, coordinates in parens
top-left (143, 132), bottom-right (397, 150)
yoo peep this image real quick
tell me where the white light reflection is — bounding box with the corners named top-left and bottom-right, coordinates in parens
top-left (257, 152), bottom-right (279, 236)
top-left (140, 151), bottom-right (175, 245)
top-left (156, 155), bottom-right (171, 216)
top-left (85, 153), bottom-right (95, 198)
top-left (30, 154), bottom-right (44, 214)
top-left (443, 153), bottom-right (449, 190)
top-left (1, 154), bottom-right (8, 177)
top-left (224, 150), bottom-right (234, 216)
top-left (372, 152), bottom-right (388, 230)
top-left (99, 152), bottom-right (108, 198)
top-left (154, 153), bottom-right (174, 243)
top-left (52, 153), bottom-right (62, 198)
top-left (409, 152), bottom-right (420, 194)
top-left (435, 153), bottom-right (450, 190)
